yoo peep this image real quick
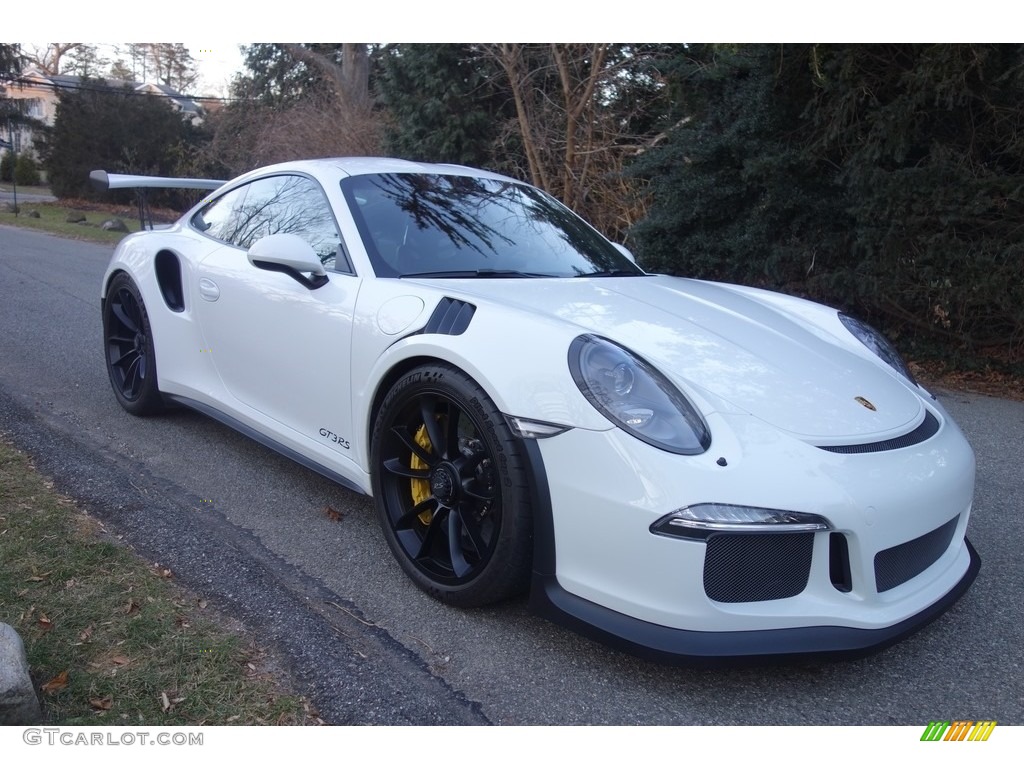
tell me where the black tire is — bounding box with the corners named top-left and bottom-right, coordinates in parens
top-left (102, 273), bottom-right (164, 416)
top-left (370, 363), bottom-right (532, 607)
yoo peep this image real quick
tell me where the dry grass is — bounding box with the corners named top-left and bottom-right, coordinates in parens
top-left (0, 440), bottom-right (321, 725)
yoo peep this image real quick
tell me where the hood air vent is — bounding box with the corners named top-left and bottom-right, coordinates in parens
top-left (818, 410), bottom-right (940, 454)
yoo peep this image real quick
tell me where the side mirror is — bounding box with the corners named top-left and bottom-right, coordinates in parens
top-left (613, 243), bottom-right (637, 264)
top-left (248, 233), bottom-right (328, 289)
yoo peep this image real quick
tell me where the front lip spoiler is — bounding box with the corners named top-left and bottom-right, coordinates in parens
top-left (529, 539), bottom-right (981, 667)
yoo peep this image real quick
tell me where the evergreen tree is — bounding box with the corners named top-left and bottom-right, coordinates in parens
top-left (631, 45), bottom-right (848, 288)
top-left (378, 44), bottom-right (514, 170)
top-left (37, 80), bottom-right (197, 200)
top-left (632, 44), bottom-right (1024, 357)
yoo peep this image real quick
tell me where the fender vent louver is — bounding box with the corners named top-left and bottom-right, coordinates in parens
top-left (424, 298), bottom-right (476, 336)
top-left (817, 410), bottom-right (940, 454)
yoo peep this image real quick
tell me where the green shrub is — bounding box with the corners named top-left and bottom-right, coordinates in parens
top-left (14, 153), bottom-right (41, 186)
top-left (0, 150), bottom-right (12, 182)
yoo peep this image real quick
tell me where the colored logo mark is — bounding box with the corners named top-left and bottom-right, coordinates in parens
top-left (920, 720), bottom-right (997, 741)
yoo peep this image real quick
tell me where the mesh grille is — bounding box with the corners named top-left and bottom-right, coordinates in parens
top-left (818, 411), bottom-right (940, 454)
top-left (874, 516), bottom-right (959, 593)
top-left (703, 533), bottom-right (814, 603)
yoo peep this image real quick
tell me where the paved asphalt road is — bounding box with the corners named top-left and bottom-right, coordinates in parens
top-left (1, 225), bottom-right (1021, 725)
top-left (0, 189), bottom-right (56, 204)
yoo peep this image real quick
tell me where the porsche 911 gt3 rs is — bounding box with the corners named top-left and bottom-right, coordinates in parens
top-left (94, 157), bottom-right (979, 664)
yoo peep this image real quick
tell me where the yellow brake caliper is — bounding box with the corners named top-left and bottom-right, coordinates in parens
top-left (410, 423), bottom-right (434, 525)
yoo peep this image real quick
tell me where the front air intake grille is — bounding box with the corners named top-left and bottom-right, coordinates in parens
top-left (703, 533), bottom-right (813, 603)
top-left (874, 515), bottom-right (959, 593)
top-left (818, 411), bottom-right (940, 454)
top-left (424, 298), bottom-right (476, 336)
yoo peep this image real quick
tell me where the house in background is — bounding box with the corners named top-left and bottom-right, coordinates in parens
top-left (1, 66), bottom-right (204, 159)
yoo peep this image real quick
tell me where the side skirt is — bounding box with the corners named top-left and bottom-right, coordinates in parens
top-left (164, 394), bottom-right (369, 497)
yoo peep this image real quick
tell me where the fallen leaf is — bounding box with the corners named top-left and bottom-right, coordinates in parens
top-left (160, 568), bottom-right (172, 578)
top-left (79, 625), bottom-right (94, 642)
top-left (197, 599), bottom-right (207, 609)
top-left (323, 505), bottom-right (344, 522)
top-left (37, 614), bottom-right (53, 632)
top-left (111, 655), bottom-right (130, 666)
top-left (160, 692), bottom-right (171, 712)
top-left (41, 670), bottom-right (69, 694)
top-left (123, 600), bottom-right (140, 615)
top-left (89, 696), bottom-right (113, 711)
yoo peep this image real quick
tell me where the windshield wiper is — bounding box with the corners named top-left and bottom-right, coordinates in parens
top-left (582, 269), bottom-right (646, 277)
top-left (401, 269), bottom-right (556, 279)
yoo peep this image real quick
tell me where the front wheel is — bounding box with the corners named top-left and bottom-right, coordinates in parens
top-left (370, 364), bottom-right (532, 607)
top-left (102, 273), bottom-right (164, 416)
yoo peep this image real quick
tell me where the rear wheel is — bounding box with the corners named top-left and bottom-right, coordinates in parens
top-left (103, 273), bottom-right (164, 416)
top-left (370, 363), bottom-right (532, 607)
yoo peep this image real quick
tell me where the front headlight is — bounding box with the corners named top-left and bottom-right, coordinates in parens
top-left (568, 335), bottom-right (710, 455)
top-left (839, 313), bottom-right (918, 385)
top-left (650, 504), bottom-right (832, 540)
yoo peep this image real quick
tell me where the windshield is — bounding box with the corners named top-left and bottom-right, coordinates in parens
top-left (341, 173), bottom-right (644, 278)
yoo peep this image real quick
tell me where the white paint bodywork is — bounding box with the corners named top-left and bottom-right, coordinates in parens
top-left (100, 157), bottom-right (977, 647)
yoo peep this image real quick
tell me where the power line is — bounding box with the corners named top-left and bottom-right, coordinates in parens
top-left (2, 73), bottom-right (250, 104)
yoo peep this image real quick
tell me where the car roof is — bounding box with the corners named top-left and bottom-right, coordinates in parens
top-left (235, 157), bottom-right (519, 185)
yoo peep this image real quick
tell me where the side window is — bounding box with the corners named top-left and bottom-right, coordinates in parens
top-left (191, 175), bottom-right (346, 271)
top-left (191, 185), bottom-right (249, 243)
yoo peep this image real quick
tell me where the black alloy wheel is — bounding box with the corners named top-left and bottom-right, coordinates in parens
top-left (103, 273), bottom-right (164, 416)
top-left (371, 364), bottom-right (532, 607)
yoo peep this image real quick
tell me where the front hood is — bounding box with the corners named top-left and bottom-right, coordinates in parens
top-left (415, 275), bottom-right (923, 441)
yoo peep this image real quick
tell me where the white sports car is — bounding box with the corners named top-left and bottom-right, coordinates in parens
top-left (94, 157), bottom-right (979, 663)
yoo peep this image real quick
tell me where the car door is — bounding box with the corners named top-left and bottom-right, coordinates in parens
top-left (191, 173), bottom-right (361, 469)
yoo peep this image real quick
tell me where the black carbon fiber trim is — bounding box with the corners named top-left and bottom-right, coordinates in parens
top-left (818, 410), bottom-right (940, 454)
top-left (874, 515), bottom-right (960, 593)
top-left (424, 297), bottom-right (476, 335)
top-left (703, 533), bottom-right (814, 603)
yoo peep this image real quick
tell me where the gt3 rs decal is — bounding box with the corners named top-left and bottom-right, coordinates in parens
top-left (318, 427), bottom-right (351, 450)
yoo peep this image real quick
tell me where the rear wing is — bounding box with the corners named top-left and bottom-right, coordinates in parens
top-left (89, 170), bottom-right (227, 230)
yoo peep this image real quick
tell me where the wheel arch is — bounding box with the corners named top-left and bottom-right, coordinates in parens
top-left (366, 354), bottom-right (482, 455)
top-left (101, 267), bottom-right (129, 301)
top-left (363, 351), bottom-right (557, 573)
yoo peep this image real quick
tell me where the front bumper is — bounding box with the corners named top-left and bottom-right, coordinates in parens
top-left (524, 401), bottom-right (980, 663)
top-left (530, 540), bottom-right (979, 665)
